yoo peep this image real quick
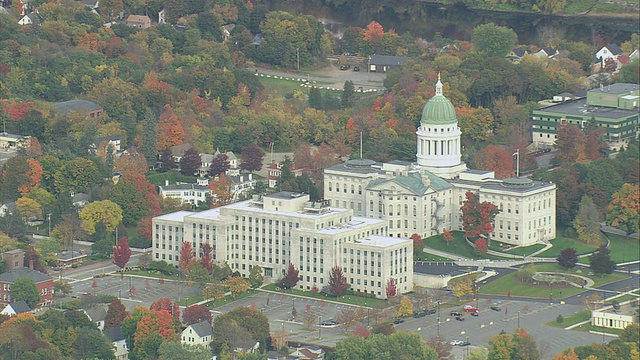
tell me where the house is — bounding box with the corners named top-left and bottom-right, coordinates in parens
top-left (54, 99), bottom-right (103, 118)
top-left (158, 181), bottom-right (212, 207)
top-left (0, 300), bottom-right (31, 316)
top-left (158, 9), bottom-right (166, 24)
top-left (103, 326), bottom-right (129, 360)
top-left (629, 49), bottom-right (639, 61)
top-left (169, 143), bottom-right (193, 165)
top-left (535, 47), bottom-right (558, 59)
top-left (199, 150), bottom-right (240, 177)
top-left (96, 135), bottom-right (121, 152)
top-left (368, 54), bottom-right (410, 73)
top-left (0, 132), bottom-right (29, 151)
top-left (2, 249), bottom-right (25, 271)
top-left (83, 305), bottom-right (108, 330)
top-left (181, 320), bottom-right (213, 346)
top-left (591, 300), bottom-right (637, 330)
top-left (228, 174), bottom-right (257, 200)
top-left (267, 160), bottom-right (304, 188)
top-left (81, 0), bottom-right (99, 14)
top-left (0, 267), bottom-right (54, 308)
top-left (507, 48), bottom-right (529, 63)
top-left (18, 11), bottom-right (42, 26)
top-left (0, 202), bottom-right (15, 218)
top-left (289, 345), bottom-right (325, 360)
top-left (595, 44), bottom-right (623, 68)
top-left (221, 24), bottom-right (235, 42)
top-left (125, 15), bottom-right (151, 29)
top-left (72, 192), bottom-right (90, 209)
top-left (56, 250), bottom-right (87, 268)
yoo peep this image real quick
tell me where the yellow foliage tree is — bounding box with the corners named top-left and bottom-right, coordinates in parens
top-left (394, 296), bottom-right (414, 317)
top-left (15, 197), bottom-right (42, 221)
top-left (79, 200), bottom-right (123, 234)
top-left (450, 276), bottom-right (474, 299)
top-left (225, 276), bottom-right (250, 298)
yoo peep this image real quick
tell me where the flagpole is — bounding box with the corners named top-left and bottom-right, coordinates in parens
top-left (516, 149), bottom-right (520, 177)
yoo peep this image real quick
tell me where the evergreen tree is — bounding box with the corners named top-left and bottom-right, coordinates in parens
top-left (340, 80), bottom-right (355, 108)
top-left (308, 87), bottom-right (323, 109)
top-left (589, 245), bottom-right (616, 276)
top-left (141, 108), bottom-right (158, 167)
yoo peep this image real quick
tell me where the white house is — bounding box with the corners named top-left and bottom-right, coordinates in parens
top-left (1, 300), bottom-right (31, 316)
top-left (103, 326), bottom-right (129, 360)
top-left (158, 182), bottom-right (211, 207)
top-left (595, 44), bottom-right (624, 69)
top-left (181, 320), bottom-right (213, 346)
top-left (83, 305), bottom-right (107, 330)
top-left (158, 9), bottom-right (166, 24)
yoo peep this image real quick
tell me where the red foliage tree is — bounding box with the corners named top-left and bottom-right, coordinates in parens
top-left (328, 265), bottom-right (348, 296)
top-left (386, 278), bottom-right (397, 299)
top-left (1, 100), bottom-right (34, 121)
top-left (156, 105), bottom-right (186, 151)
top-left (178, 242), bottom-right (195, 274)
top-left (460, 191), bottom-right (501, 239)
top-left (282, 263), bottom-right (300, 289)
top-left (137, 216), bottom-right (153, 241)
top-left (353, 326), bottom-right (371, 338)
top-left (239, 144), bottom-right (265, 172)
top-left (208, 153), bottom-right (230, 177)
top-left (133, 309), bottom-right (177, 359)
top-left (474, 238), bottom-right (488, 254)
top-left (208, 174), bottom-right (232, 207)
top-left (410, 233), bottom-right (422, 255)
top-left (556, 124), bottom-right (587, 164)
top-left (473, 145), bottom-right (515, 178)
top-left (443, 229), bottom-right (454, 245)
top-left (113, 236), bottom-right (132, 278)
top-left (150, 297), bottom-right (180, 320)
top-left (363, 21), bottom-right (384, 44)
top-left (182, 304), bottom-right (212, 325)
top-left (200, 243), bottom-right (213, 274)
top-left (105, 298), bottom-right (128, 330)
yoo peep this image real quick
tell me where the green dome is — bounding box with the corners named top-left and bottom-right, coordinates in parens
top-left (420, 94), bottom-right (457, 126)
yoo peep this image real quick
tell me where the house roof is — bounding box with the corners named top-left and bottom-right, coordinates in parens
top-left (606, 43), bottom-right (623, 55)
top-left (170, 143), bottom-right (192, 157)
top-left (83, 305), bottom-right (107, 322)
top-left (72, 193), bottom-right (89, 204)
top-left (369, 54), bottom-right (410, 66)
top-left (187, 320), bottom-right (213, 337)
top-left (160, 184), bottom-right (209, 192)
top-left (214, 149), bottom-right (237, 160)
top-left (540, 47), bottom-right (557, 56)
top-left (617, 55), bottom-right (630, 65)
top-left (56, 250), bottom-right (86, 261)
top-left (97, 135), bottom-right (120, 142)
top-left (81, 0), bottom-right (99, 7)
top-left (0, 267), bottom-right (51, 284)
top-left (511, 48), bottom-right (528, 57)
top-left (6, 300), bottom-right (31, 314)
top-left (53, 100), bottom-right (103, 115)
top-left (126, 15), bottom-right (150, 23)
top-left (103, 326), bottom-right (125, 342)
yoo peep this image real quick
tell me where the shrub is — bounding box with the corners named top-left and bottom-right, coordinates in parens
top-left (564, 227), bottom-right (578, 239)
top-left (556, 315), bottom-right (564, 323)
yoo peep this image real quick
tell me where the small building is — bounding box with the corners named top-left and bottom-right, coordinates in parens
top-left (0, 300), bottom-right (31, 316)
top-left (158, 182), bottom-right (211, 207)
top-left (0, 267), bottom-right (54, 308)
top-left (125, 14), bottom-right (151, 29)
top-left (96, 135), bottom-right (121, 152)
top-left (83, 305), bottom-right (108, 330)
top-left (103, 326), bottom-right (130, 360)
top-left (229, 174), bottom-right (256, 200)
top-left (0, 202), bottom-right (15, 218)
top-left (53, 99), bottom-right (103, 118)
top-left (368, 55), bottom-right (410, 73)
top-left (181, 320), bottom-right (213, 346)
top-left (221, 24), bottom-right (235, 42)
top-left (289, 345), bottom-right (325, 360)
top-left (72, 193), bottom-right (90, 210)
top-left (507, 48), bottom-right (529, 63)
top-left (595, 44), bottom-right (624, 69)
top-left (267, 160), bottom-right (304, 188)
top-left (0, 132), bottom-right (29, 151)
top-left (591, 302), bottom-right (638, 330)
top-left (535, 47), bottom-right (558, 59)
top-left (158, 8), bottom-right (166, 24)
top-left (56, 250), bottom-right (87, 268)
top-left (2, 249), bottom-right (25, 272)
top-left (18, 11), bottom-right (42, 26)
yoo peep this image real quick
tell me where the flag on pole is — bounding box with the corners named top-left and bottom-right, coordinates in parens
top-left (512, 150), bottom-right (519, 157)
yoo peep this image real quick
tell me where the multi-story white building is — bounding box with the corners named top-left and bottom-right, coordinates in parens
top-left (152, 192), bottom-right (412, 298)
top-left (324, 77), bottom-right (556, 246)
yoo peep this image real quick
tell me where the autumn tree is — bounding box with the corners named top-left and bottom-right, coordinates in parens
top-left (24, 246), bottom-right (45, 273)
top-left (363, 21), bottom-right (384, 44)
top-left (225, 276), bottom-right (250, 298)
top-left (158, 342), bottom-right (211, 360)
top-left (474, 238), bottom-right (488, 255)
top-left (182, 305), bottom-right (212, 325)
top-left (248, 265), bottom-right (264, 288)
top-left (178, 242), bottom-right (195, 274)
top-left (386, 277), bottom-right (397, 299)
top-left (334, 332), bottom-right (438, 359)
top-left (132, 309), bottom-right (178, 359)
top-left (271, 326), bottom-right (288, 351)
top-left (555, 124), bottom-right (587, 164)
top-left (573, 196), bottom-right (602, 245)
top-left (449, 276), bottom-right (474, 298)
top-left (239, 144), bottom-right (264, 172)
top-left (18, 158), bottom-right (42, 195)
top-left (15, 197), bottom-right (42, 222)
top-left (410, 233), bottom-right (423, 255)
top-left (443, 229), bottom-right (454, 245)
top-left (282, 263), bottom-right (300, 289)
top-left (105, 298), bottom-right (128, 330)
top-left (395, 296), bottom-right (414, 317)
top-left (113, 236), bottom-right (132, 278)
top-left (426, 336), bottom-right (453, 360)
top-left (52, 214), bottom-right (84, 251)
top-left (208, 174), bottom-right (232, 207)
top-left (213, 306), bottom-right (270, 352)
top-left (302, 307), bottom-right (317, 328)
top-left (589, 245), bottom-right (615, 276)
top-left (472, 23), bottom-right (517, 57)
top-left (557, 247), bottom-right (578, 269)
top-left (12, 277), bottom-right (40, 309)
top-left (53, 158), bottom-right (102, 194)
top-left (460, 191), bottom-right (501, 239)
top-left (150, 297), bottom-right (180, 320)
top-left (488, 328), bottom-right (539, 360)
top-left (473, 145), bottom-right (515, 178)
top-left (200, 243), bottom-right (213, 274)
top-left (209, 153), bottom-right (230, 177)
top-left (141, 108), bottom-right (159, 168)
top-left (156, 105), bottom-right (186, 151)
top-left (203, 283), bottom-right (225, 302)
top-left (606, 183), bottom-right (639, 235)
top-left (456, 106), bottom-right (495, 141)
top-left (553, 349), bottom-right (580, 360)
top-left (79, 200), bottom-right (123, 234)
top-left (328, 265), bottom-right (348, 296)
top-left (179, 148), bottom-right (201, 176)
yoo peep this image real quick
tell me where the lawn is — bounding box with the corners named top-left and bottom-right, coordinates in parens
top-left (423, 232), bottom-right (505, 260)
top-left (572, 323), bottom-right (625, 335)
top-left (532, 263), bottom-right (629, 287)
top-left (147, 170), bottom-right (198, 188)
top-left (507, 244), bottom-right (546, 257)
top-left (606, 233), bottom-right (640, 263)
top-left (258, 75), bottom-right (331, 96)
top-left (545, 310), bottom-right (591, 328)
top-left (537, 236), bottom-right (599, 258)
top-left (262, 283), bottom-right (389, 308)
top-left (414, 250), bottom-right (452, 262)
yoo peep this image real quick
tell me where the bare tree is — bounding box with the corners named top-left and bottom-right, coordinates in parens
top-left (302, 309), bottom-right (317, 328)
top-left (271, 326), bottom-right (288, 351)
top-left (583, 294), bottom-right (602, 311)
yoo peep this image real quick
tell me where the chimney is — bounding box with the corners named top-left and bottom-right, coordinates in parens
top-left (29, 259), bottom-right (33, 270)
top-left (249, 173), bottom-right (253, 181)
top-left (165, 180), bottom-right (169, 186)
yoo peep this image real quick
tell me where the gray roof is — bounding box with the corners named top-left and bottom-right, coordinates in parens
top-left (606, 44), bottom-right (623, 55)
top-left (7, 300), bottom-right (31, 314)
top-left (325, 159), bottom-right (382, 175)
top-left (56, 250), bottom-right (86, 261)
top-left (535, 98), bottom-right (638, 119)
top-left (589, 82), bottom-right (639, 95)
top-left (189, 320), bottom-right (213, 337)
top-left (72, 193), bottom-right (89, 203)
top-left (369, 55), bottom-right (410, 66)
top-left (0, 268), bottom-right (51, 284)
top-left (511, 48), bottom-right (528, 57)
top-left (53, 100), bottom-right (103, 115)
top-left (450, 177), bottom-right (555, 194)
top-left (103, 326), bottom-right (125, 342)
top-left (170, 143), bottom-right (192, 156)
top-left (84, 305), bottom-right (107, 322)
top-left (160, 184), bottom-right (209, 191)
top-left (265, 191), bottom-right (307, 200)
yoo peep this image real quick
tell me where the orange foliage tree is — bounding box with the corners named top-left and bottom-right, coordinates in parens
top-left (363, 21), bottom-right (384, 44)
top-left (473, 145), bottom-right (515, 178)
top-left (156, 105), bottom-right (186, 151)
top-left (208, 174), bottom-right (232, 207)
top-left (18, 158), bottom-right (42, 195)
top-left (114, 151), bottom-right (148, 180)
top-left (1, 100), bottom-right (34, 121)
top-left (133, 309), bottom-right (177, 359)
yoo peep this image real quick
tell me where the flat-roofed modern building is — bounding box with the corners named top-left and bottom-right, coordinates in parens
top-left (532, 83), bottom-right (639, 151)
top-left (152, 192), bottom-right (412, 298)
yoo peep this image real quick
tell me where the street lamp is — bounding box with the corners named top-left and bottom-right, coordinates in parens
top-left (47, 213), bottom-right (51, 237)
top-left (296, 47), bottom-right (300, 72)
top-left (436, 301), bottom-right (441, 336)
top-left (318, 315), bottom-right (322, 339)
top-left (517, 311), bottom-right (520, 329)
top-left (466, 336), bottom-right (469, 357)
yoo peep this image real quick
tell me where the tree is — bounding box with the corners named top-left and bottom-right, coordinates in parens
top-left (619, 323), bottom-right (639, 343)
top-left (426, 336), bottom-right (453, 359)
top-left (112, 236), bottom-right (132, 277)
top-left (386, 277), bottom-right (397, 299)
top-left (460, 191), bottom-right (501, 239)
top-left (24, 246), bottom-right (45, 273)
top-left (282, 263), bottom-right (299, 289)
top-left (271, 326), bottom-right (288, 351)
top-left (203, 283), bottom-right (225, 302)
top-left (150, 297), bottom-right (180, 320)
top-left (208, 174), bottom-right (232, 207)
top-left (472, 23), bottom-right (517, 57)
top-left (308, 87), bottom-right (323, 109)
top-left (79, 200), bottom-right (123, 234)
top-left (53, 158), bottom-right (102, 194)
top-left (52, 214), bottom-right (84, 251)
top-left (15, 197), bottom-right (41, 221)
top-left (12, 277), bottom-right (40, 309)
top-left (395, 296), bottom-right (414, 317)
top-left (516, 264), bottom-right (537, 283)
top-left (589, 245), bottom-right (615, 276)
top-left (179, 148), bottom-right (201, 176)
top-left (132, 309), bottom-right (178, 359)
top-left (200, 243), bottom-right (213, 274)
top-left (472, 145), bottom-right (515, 178)
top-left (213, 306), bottom-right (270, 351)
top-left (156, 105), bottom-right (186, 151)
top-left (302, 308), bottom-right (317, 328)
top-left (105, 298), bottom-right (128, 330)
top-left (208, 153), bottom-right (230, 177)
top-left (178, 241), bottom-right (195, 274)
top-left (340, 80), bottom-right (355, 108)
top-left (371, 322), bottom-right (395, 335)
top-left (248, 265), bottom-right (263, 288)
top-left (239, 144), bottom-right (264, 172)
top-left (557, 247), bottom-right (578, 269)
top-left (158, 342), bottom-right (211, 360)
top-left (555, 124), bottom-right (587, 164)
top-left (334, 332), bottom-right (438, 360)
top-left (450, 276), bottom-right (474, 298)
top-left (141, 108), bottom-right (158, 168)
top-left (328, 265), bottom-right (348, 296)
top-left (225, 276), bottom-right (250, 298)
top-left (158, 148), bottom-right (176, 172)
top-left (182, 305), bottom-right (212, 325)
top-left (573, 196), bottom-right (602, 245)
top-left (456, 106), bottom-right (495, 142)
top-left (410, 233), bottom-right (423, 255)
top-left (474, 238), bottom-right (488, 255)
top-left (606, 183), bottom-right (639, 235)
top-left (488, 328), bottom-right (539, 360)
top-left (443, 229), bottom-right (454, 245)
top-left (554, 349), bottom-right (580, 360)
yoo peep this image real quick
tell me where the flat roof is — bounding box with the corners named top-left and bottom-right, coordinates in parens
top-left (316, 217), bottom-right (385, 234)
top-left (535, 98), bottom-right (638, 119)
top-left (186, 208), bottom-right (222, 221)
top-left (53, 99), bottom-right (102, 115)
top-left (160, 184), bottom-right (209, 191)
top-left (348, 235), bottom-right (410, 247)
top-left (588, 83), bottom-right (639, 95)
top-left (265, 192), bottom-right (308, 200)
top-left (154, 210), bottom-right (194, 222)
top-left (450, 178), bottom-right (555, 194)
top-left (223, 200), bottom-right (346, 219)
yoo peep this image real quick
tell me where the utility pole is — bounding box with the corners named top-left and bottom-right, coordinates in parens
top-left (296, 47), bottom-right (300, 72)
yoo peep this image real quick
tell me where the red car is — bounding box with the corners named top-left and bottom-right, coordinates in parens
top-left (463, 305), bottom-right (478, 312)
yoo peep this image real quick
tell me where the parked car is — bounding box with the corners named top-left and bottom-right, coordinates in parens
top-left (450, 311), bottom-right (462, 317)
top-left (455, 316), bottom-right (465, 321)
top-left (353, 66), bottom-right (360, 72)
top-left (414, 310), bottom-right (427, 318)
top-left (426, 309), bottom-right (437, 315)
top-left (470, 311), bottom-right (479, 317)
top-left (459, 341), bottom-right (471, 346)
top-left (320, 320), bottom-right (338, 326)
top-left (490, 306), bottom-right (502, 311)
top-left (393, 318), bottom-right (405, 324)
top-left (339, 64), bottom-right (350, 70)
top-left (463, 305), bottom-right (478, 312)
top-left (450, 340), bottom-right (463, 346)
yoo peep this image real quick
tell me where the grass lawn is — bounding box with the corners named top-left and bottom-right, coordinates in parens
top-left (606, 233), bottom-right (640, 263)
top-left (414, 250), bottom-right (452, 262)
top-left (507, 244), bottom-right (546, 257)
top-left (572, 323), bottom-right (625, 335)
top-left (545, 310), bottom-right (591, 328)
top-left (177, 293), bottom-right (203, 307)
top-left (206, 289), bottom-right (258, 308)
top-left (423, 232), bottom-right (505, 260)
top-left (258, 75), bottom-right (331, 96)
top-left (532, 264), bottom-right (629, 287)
top-left (262, 283), bottom-right (389, 308)
top-left (537, 236), bottom-right (600, 258)
top-left (147, 170), bottom-right (197, 188)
